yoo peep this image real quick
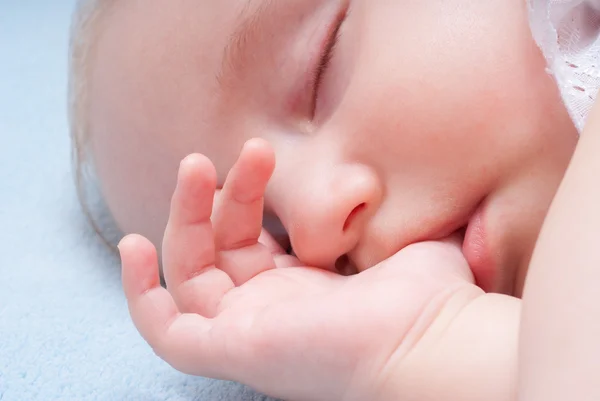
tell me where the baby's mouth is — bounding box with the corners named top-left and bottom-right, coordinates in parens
top-left (460, 202), bottom-right (498, 293)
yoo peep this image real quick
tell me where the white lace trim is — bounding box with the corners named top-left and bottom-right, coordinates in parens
top-left (529, 0), bottom-right (600, 132)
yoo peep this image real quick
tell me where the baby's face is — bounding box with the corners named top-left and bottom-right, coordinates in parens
top-left (90, 0), bottom-right (577, 295)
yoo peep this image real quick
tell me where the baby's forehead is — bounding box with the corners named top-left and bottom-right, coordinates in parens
top-left (91, 1), bottom-right (292, 160)
top-left (99, 1), bottom-right (249, 72)
top-left (100, 0), bottom-right (290, 100)
top-left (94, 1), bottom-right (243, 108)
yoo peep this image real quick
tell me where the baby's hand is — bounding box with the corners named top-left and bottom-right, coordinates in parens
top-left (120, 139), bottom-right (518, 401)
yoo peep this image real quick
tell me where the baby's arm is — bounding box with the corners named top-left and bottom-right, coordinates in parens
top-left (519, 98), bottom-right (600, 401)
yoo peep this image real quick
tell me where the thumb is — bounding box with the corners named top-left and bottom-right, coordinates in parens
top-left (392, 236), bottom-right (475, 285)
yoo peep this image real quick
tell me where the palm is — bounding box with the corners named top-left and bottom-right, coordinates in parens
top-left (219, 240), bottom-right (473, 397)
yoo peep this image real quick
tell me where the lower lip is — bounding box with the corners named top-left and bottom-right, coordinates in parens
top-left (462, 206), bottom-right (496, 292)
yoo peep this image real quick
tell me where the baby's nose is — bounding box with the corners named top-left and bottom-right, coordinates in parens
top-left (286, 164), bottom-right (382, 270)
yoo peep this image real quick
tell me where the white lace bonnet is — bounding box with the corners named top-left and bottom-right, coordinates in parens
top-left (529, 0), bottom-right (600, 132)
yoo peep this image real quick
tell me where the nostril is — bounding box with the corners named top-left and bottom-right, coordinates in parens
top-left (335, 254), bottom-right (358, 276)
top-left (343, 203), bottom-right (367, 232)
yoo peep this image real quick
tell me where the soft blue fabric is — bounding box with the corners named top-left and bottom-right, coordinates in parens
top-left (0, 2), bottom-right (274, 400)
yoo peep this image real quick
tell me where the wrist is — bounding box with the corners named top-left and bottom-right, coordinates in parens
top-left (373, 291), bottom-right (520, 401)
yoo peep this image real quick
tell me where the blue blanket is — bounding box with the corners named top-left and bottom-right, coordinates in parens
top-left (0, 2), bottom-right (275, 400)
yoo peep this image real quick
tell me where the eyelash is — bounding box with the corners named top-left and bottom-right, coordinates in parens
top-left (311, 10), bottom-right (346, 115)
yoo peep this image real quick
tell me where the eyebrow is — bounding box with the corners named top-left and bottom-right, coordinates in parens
top-left (217, 0), bottom-right (277, 90)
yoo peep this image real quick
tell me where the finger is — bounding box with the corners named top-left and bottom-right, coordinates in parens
top-left (119, 234), bottom-right (224, 377)
top-left (213, 139), bottom-right (277, 284)
top-left (162, 154), bottom-right (234, 317)
top-left (214, 139), bottom-right (274, 248)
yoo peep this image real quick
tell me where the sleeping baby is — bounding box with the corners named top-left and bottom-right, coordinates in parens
top-left (69, 0), bottom-right (600, 400)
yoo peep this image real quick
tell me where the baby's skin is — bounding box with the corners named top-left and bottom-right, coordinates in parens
top-left (76, 0), bottom-right (600, 399)
top-left (120, 100), bottom-right (600, 400)
top-left (92, 0), bottom-right (577, 299)
top-left (119, 138), bottom-right (519, 401)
